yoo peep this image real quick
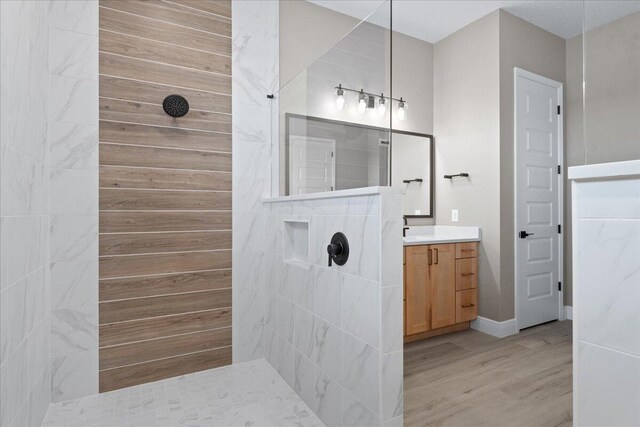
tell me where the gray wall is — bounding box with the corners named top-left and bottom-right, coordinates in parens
top-left (498, 10), bottom-right (566, 319)
top-left (279, 0), bottom-right (434, 203)
top-left (564, 10), bottom-right (640, 306)
top-left (434, 11), bottom-right (502, 320)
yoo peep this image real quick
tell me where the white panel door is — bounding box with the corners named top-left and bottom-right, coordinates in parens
top-left (289, 136), bottom-right (335, 195)
top-left (515, 68), bottom-right (563, 330)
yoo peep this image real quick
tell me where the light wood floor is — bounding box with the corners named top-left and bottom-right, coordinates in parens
top-left (404, 320), bottom-right (573, 427)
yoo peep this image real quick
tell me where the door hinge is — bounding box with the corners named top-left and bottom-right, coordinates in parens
top-left (558, 165), bottom-right (561, 175)
top-left (558, 281), bottom-right (562, 291)
top-left (331, 151), bottom-right (334, 158)
top-left (558, 224), bottom-right (562, 234)
top-left (557, 105), bottom-right (561, 115)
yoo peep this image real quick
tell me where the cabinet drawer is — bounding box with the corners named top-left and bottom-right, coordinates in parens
top-left (455, 242), bottom-right (477, 259)
top-left (456, 290), bottom-right (477, 323)
top-left (455, 258), bottom-right (477, 291)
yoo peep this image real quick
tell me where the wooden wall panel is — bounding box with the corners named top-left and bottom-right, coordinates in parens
top-left (99, 0), bottom-right (232, 392)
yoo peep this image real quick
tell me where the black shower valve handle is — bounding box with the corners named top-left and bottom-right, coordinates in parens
top-left (327, 242), bottom-right (342, 267)
top-left (327, 232), bottom-right (349, 267)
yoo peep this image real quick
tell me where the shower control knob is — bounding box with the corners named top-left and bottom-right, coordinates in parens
top-left (327, 232), bottom-right (349, 267)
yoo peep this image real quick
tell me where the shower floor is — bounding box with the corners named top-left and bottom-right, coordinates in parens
top-left (42, 359), bottom-right (324, 427)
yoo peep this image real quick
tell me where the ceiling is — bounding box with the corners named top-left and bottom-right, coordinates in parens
top-left (308, 0), bottom-right (640, 43)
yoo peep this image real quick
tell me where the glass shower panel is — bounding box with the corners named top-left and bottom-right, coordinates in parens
top-left (583, 2), bottom-right (640, 164)
top-left (270, 1), bottom-right (392, 197)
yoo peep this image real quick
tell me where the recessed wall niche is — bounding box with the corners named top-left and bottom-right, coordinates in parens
top-left (283, 220), bottom-right (310, 267)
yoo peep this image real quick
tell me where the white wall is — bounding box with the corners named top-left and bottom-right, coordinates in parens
top-left (434, 11), bottom-right (502, 320)
top-left (1, 0), bottom-right (99, 422)
top-left (231, 0), bottom-right (279, 363)
top-left (1, 2), bottom-right (53, 424)
top-left (263, 191), bottom-right (404, 426)
top-left (48, 0), bottom-right (99, 403)
top-left (570, 164), bottom-right (640, 426)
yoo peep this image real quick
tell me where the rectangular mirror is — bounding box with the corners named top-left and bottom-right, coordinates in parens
top-left (390, 131), bottom-right (434, 218)
top-left (285, 113), bottom-right (434, 217)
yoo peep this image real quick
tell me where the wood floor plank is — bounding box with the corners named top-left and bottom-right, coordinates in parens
top-left (100, 189), bottom-right (231, 211)
top-left (99, 346), bottom-right (231, 392)
top-left (99, 230), bottom-right (231, 256)
top-left (100, 144), bottom-right (232, 172)
top-left (100, 308), bottom-right (231, 347)
top-left (100, 77), bottom-right (231, 114)
top-left (100, 327), bottom-right (232, 370)
top-left (100, 270), bottom-right (231, 301)
top-left (167, 0), bottom-right (231, 18)
top-left (100, 53), bottom-right (231, 94)
top-left (99, 165), bottom-right (231, 191)
top-left (99, 7), bottom-right (230, 55)
top-left (404, 320), bottom-right (573, 426)
top-left (100, 288), bottom-right (232, 323)
top-left (100, 250), bottom-right (231, 279)
top-left (99, 121), bottom-right (231, 152)
top-left (100, 210), bottom-right (231, 232)
top-left (100, 98), bottom-right (231, 134)
top-left (100, 0), bottom-right (231, 37)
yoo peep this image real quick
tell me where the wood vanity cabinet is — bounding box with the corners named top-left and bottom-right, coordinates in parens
top-left (404, 242), bottom-right (478, 342)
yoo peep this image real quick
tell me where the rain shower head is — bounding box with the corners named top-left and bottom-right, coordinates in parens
top-left (163, 95), bottom-right (189, 118)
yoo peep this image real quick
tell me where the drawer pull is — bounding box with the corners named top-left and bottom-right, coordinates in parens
top-left (461, 272), bottom-right (475, 276)
top-left (461, 249), bottom-right (473, 252)
top-left (461, 303), bottom-right (475, 308)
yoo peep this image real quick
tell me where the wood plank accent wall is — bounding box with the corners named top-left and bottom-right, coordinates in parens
top-left (98, 0), bottom-right (232, 392)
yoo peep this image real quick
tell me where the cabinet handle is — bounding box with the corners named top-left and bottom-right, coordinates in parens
top-left (428, 249), bottom-right (432, 265)
top-left (461, 303), bottom-right (475, 308)
top-left (461, 272), bottom-right (475, 276)
top-left (434, 248), bottom-right (439, 264)
top-left (461, 249), bottom-right (473, 252)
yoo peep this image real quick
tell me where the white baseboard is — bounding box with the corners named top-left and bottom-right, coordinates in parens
top-left (564, 305), bottom-right (573, 320)
top-left (470, 316), bottom-right (518, 338)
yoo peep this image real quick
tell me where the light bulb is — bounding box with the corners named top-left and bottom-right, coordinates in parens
top-left (336, 93), bottom-right (345, 111)
top-left (377, 96), bottom-right (386, 116)
top-left (357, 91), bottom-right (367, 114)
top-left (397, 100), bottom-right (406, 121)
top-left (335, 86), bottom-right (345, 111)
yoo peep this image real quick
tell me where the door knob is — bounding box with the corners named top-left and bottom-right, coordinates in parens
top-left (519, 231), bottom-right (535, 239)
top-left (327, 232), bottom-right (349, 267)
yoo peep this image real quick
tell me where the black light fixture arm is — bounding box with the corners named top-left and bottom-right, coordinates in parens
top-left (444, 173), bottom-right (470, 179)
top-left (335, 84), bottom-right (406, 103)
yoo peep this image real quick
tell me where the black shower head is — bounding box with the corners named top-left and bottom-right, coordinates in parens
top-left (163, 95), bottom-right (189, 118)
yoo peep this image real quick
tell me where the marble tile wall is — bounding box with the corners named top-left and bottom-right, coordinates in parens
top-left (263, 192), bottom-right (404, 426)
top-left (571, 173), bottom-right (640, 426)
top-left (231, 0), bottom-right (279, 363)
top-left (48, 0), bottom-right (99, 403)
top-left (1, 1), bottom-right (52, 425)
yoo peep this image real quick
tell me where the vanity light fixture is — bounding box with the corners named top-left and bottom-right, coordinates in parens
top-left (357, 90), bottom-right (367, 113)
top-left (377, 94), bottom-right (387, 116)
top-left (334, 84), bottom-right (407, 120)
top-left (397, 97), bottom-right (407, 121)
top-left (335, 84), bottom-right (345, 111)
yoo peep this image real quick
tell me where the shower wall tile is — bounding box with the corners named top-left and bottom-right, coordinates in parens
top-left (263, 191), bottom-right (404, 426)
top-left (48, 0), bottom-right (99, 402)
top-left (1, 3), bottom-right (52, 425)
top-left (50, 122), bottom-right (98, 170)
top-left (232, 0), bottom-right (279, 363)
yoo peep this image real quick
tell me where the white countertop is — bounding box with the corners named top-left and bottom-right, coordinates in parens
top-left (263, 186), bottom-right (405, 203)
top-left (568, 159), bottom-right (640, 181)
top-left (403, 225), bottom-right (481, 245)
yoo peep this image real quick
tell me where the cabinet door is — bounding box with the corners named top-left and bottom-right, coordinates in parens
top-left (404, 246), bottom-right (431, 335)
top-left (430, 244), bottom-right (456, 329)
